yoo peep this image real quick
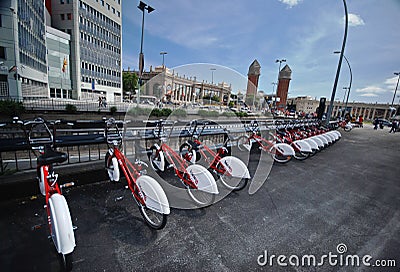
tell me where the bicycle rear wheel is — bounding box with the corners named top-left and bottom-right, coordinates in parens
top-left (215, 161), bottom-right (248, 191)
top-left (138, 205), bottom-right (167, 230)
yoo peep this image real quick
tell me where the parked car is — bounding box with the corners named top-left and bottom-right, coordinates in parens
top-left (376, 118), bottom-right (392, 127)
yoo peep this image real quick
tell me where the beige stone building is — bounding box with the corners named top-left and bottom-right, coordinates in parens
top-left (127, 66), bottom-right (231, 105)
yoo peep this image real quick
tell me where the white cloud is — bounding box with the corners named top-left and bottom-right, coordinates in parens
top-left (355, 86), bottom-right (387, 97)
top-left (279, 0), bottom-right (302, 8)
top-left (384, 75), bottom-right (400, 89)
top-left (348, 13), bottom-right (365, 27)
top-left (360, 93), bottom-right (378, 97)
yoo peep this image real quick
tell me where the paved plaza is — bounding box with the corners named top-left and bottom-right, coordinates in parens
top-left (0, 124), bottom-right (399, 271)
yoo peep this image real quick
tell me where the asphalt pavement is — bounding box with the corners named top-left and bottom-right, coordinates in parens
top-left (0, 124), bottom-right (399, 271)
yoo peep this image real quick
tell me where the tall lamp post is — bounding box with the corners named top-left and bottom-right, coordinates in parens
top-left (160, 51), bottom-right (167, 67)
top-left (271, 82), bottom-right (278, 111)
top-left (137, 1), bottom-right (154, 105)
top-left (274, 59), bottom-right (286, 109)
top-left (210, 68), bottom-right (216, 105)
top-left (326, 0), bottom-right (348, 124)
top-left (334, 51), bottom-right (352, 117)
top-left (390, 72), bottom-right (400, 117)
top-left (10, 7), bottom-right (20, 100)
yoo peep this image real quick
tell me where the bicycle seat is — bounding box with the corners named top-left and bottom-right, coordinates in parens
top-left (37, 145), bottom-right (68, 166)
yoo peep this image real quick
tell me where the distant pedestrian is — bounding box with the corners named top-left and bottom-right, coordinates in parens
top-left (359, 116), bottom-right (363, 128)
top-left (373, 118), bottom-right (378, 130)
top-left (389, 120), bottom-right (398, 133)
top-left (98, 96), bottom-right (102, 107)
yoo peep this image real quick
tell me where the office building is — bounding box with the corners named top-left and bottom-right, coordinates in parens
top-left (49, 0), bottom-right (122, 102)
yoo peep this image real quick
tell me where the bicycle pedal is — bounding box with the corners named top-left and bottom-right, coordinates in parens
top-left (115, 196), bottom-right (124, 202)
top-left (167, 164), bottom-right (174, 169)
top-left (73, 226), bottom-right (78, 231)
top-left (31, 224), bottom-right (44, 230)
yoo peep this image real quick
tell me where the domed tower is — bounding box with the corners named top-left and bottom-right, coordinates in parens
top-left (277, 64), bottom-right (292, 109)
top-left (246, 60), bottom-right (261, 98)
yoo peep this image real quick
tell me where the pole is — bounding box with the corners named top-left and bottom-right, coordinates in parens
top-left (326, 0), bottom-right (348, 124)
top-left (343, 55), bottom-right (352, 116)
top-left (274, 59), bottom-right (286, 109)
top-left (10, 7), bottom-right (19, 100)
top-left (391, 73), bottom-right (400, 107)
top-left (137, 9), bottom-right (145, 106)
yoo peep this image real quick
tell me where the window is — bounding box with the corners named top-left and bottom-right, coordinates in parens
top-left (60, 0), bottom-right (65, 4)
top-left (67, 13), bottom-right (72, 20)
top-left (0, 14), bottom-right (2, 27)
top-left (0, 46), bottom-right (6, 59)
top-left (60, 14), bottom-right (65, 20)
top-left (112, 7), bottom-right (115, 14)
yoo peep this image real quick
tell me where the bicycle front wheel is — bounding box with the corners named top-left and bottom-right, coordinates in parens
top-left (187, 188), bottom-right (216, 207)
top-left (216, 162), bottom-right (247, 191)
top-left (60, 253), bottom-right (73, 271)
top-left (237, 135), bottom-right (251, 151)
top-left (139, 205), bottom-right (167, 230)
top-left (105, 152), bottom-right (120, 182)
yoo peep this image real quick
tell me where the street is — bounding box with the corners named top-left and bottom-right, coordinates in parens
top-left (0, 125), bottom-right (399, 271)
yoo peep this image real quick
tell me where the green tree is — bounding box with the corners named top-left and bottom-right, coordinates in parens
top-left (123, 71), bottom-right (138, 97)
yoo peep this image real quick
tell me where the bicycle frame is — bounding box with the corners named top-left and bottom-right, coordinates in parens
top-left (105, 118), bottom-right (170, 216)
top-left (106, 146), bottom-right (147, 206)
top-left (147, 120), bottom-right (218, 194)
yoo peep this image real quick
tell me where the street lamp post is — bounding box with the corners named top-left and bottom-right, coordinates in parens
top-left (210, 68), bottom-right (216, 105)
top-left (274, 59), bottom-right (286, 109)
top-left (160, 51), bottom-right (167, 67)
top-left (342, 87), bottom-right (349, 117)
top-left (10, 7), bottom-right (20, 100)
top-left (326, 0), bottom-right (349, 124)
top-left (334, 51), bottom-right (352, 117)
top-left (271, 82), bottom-right (278, 111)
top-left (390, 72), bottom-right (400, 117)
top-left (137, 1), bottom-right (155, 106)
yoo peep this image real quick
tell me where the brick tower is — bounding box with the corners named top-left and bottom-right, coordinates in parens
top-left (276, 64), bottom-right (292, 109)
top-left (246, 60), bottom-right (261, 99)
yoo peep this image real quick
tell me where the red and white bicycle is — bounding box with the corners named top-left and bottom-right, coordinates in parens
top-left (104, 118), bottom-right (170, 229)
top-left (179, 119), bottom-right (250, 191)
top-left (13, 117), bottom-right (75, 271)
top-left (146, 119), bottom-right (219, 207)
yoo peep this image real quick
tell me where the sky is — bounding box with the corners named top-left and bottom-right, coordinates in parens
top-left (121, 0), bottom-right (400, 104)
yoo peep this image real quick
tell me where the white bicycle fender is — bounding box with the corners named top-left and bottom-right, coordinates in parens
top-left (322, 133), bottom-right (334, 143)
top-left (293, 140), bottom-right (313, 153)
top-left (108, 157), bottom-right (120, 182)
top-left (186, 164), bottom-right (219, 194)
top-left (157, 150), bottom-right (166, 171)
top-left (331, 130), bottom-right (341, 139)
top-left (326, 131), bottom-right (338, 141)
top-left (315, 135), bottom-right (329, 146)
top-left (219, 156), bottom-right (251, 179)
top-left (273, 143), bottom-right (295, 156)
top-left (302, 138), bottom-right (319, 151)
top-left (49, 194), bottom-right (75, 254)
top-left (39, 166), bottom-right (46, 196)
top-left (310, 136), bottom-right (324, 149)
top-left (136, 175), bottom-right (170, 215)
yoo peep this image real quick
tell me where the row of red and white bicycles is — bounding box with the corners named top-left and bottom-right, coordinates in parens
top-left (5, 117), bottom-right (342, 270)
top-left (236, 120), bottom-right (342, 162)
